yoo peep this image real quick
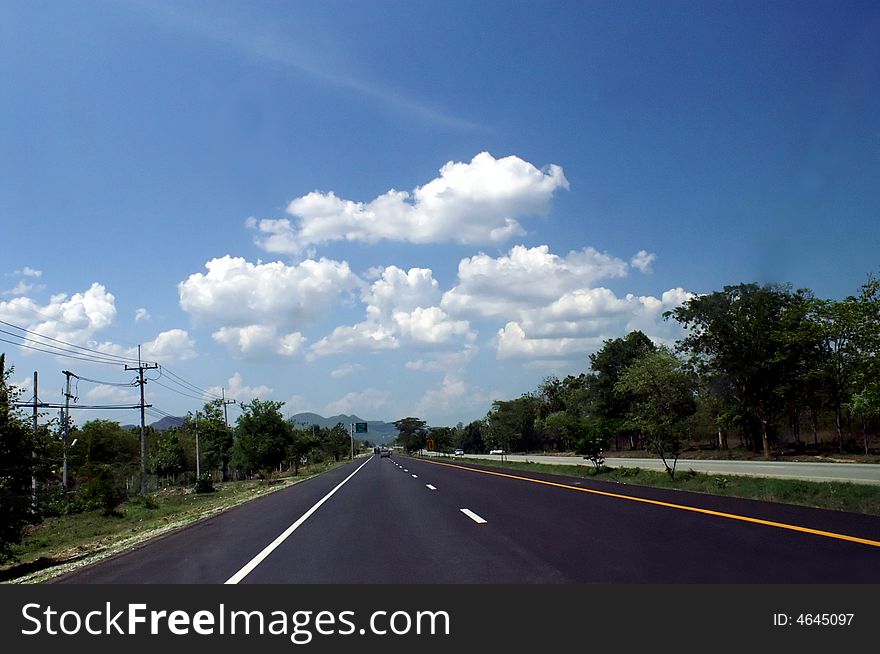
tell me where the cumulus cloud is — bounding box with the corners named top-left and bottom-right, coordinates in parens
top-left (179, 255), bottom-right (358, 358)
top-left (0, 282), bottom-right (116, 344)
top-left (441, 245), bottom-right (630, 319)
top-left (323, 388), bottom-right (391, 416)
top-left (494, 288), bottom-right (694, 360)
top-left (85, 384), bottom-right (138, 404)
top-left (405, 345), bottom-right (478, 373)
top-left (206, 372), bottom-right (273, 402)
top-left (135, 308), bottom-right (150, 322)
top-left (213, 325), bottom-right (306, 359)
top-left (249, 152), bottom-right (569, 254)
top-left (179, 255), bottom-right (359, 327)
top-left (141, 329), bottom-right (197, 362)
top-left (631, 250), bottom-right (657, 273)
top-left (308, 265), bottom-right (475, 358)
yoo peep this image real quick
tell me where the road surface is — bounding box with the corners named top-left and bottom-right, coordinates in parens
top-left (54, 454), bottom-right (880, 583)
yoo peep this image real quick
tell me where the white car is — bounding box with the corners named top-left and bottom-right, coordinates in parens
top-left (454, 449), bottom-right (464, 456)
top-left (489, 449), bottom-right (504, 454)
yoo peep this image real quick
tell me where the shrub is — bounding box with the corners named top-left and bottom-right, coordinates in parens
top-left (193, 474), bottom-right (215, 494)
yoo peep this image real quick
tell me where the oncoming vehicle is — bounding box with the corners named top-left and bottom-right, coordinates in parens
top-left (454, 449), bottom-right (464, 456)
top-left (379, 447), bottom-right (392, 458)
top-left (489, 449), bottom-right (504, 455)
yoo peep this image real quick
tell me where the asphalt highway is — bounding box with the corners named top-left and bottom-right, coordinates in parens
top-left (54, 454), bottom-right (880, 584)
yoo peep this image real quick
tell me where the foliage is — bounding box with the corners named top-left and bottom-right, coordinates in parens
top-left (193, 473), bottom-right (215, 494)
top-left (394, 417), bottom-right (428, 454)
top-left (615, 347), bottom-right (697, 478)
top-left (0, 354), bottom-right (41, 561)
top-left (232, 399), bottom-right (290, 475)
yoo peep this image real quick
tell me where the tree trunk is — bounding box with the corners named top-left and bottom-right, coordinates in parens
top-left (761, 419), bottom-right (771, 460)
top-left (835, 402), bottom-right (844, 453)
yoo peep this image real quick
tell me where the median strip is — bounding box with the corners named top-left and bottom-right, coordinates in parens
top-left (422, 458), bottom-right (880, 549)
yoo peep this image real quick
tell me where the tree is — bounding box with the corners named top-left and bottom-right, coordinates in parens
top-left (193, 400), bottom-right (234, 480)
top-left (485, 395), bottom-right (542, 453)
top-left (287, 427), bottom-right (318, 474)
top-left (615, 347), bottom-right (697, 479)
top-left (667, 283), bottom-right (804, 459)
top-left (154, 433), bottom-right (186, 481)
top-left (455, 420), bottom-right (486, 453)
top-left (320, 423), bottom-right (350, 462)
top-left (393, 417), bottom-right (428, 454)
top-left (0, 354), bottom-right (40, 560)
top-left (232, 399), bottom-right (289, 476)
top-left (588, 331), bottom-right (657, 449)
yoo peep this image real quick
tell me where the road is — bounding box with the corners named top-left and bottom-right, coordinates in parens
top-left (437, 452), bottom-right (880, 485)
top-left (54, 454), bottom-right (880, 583)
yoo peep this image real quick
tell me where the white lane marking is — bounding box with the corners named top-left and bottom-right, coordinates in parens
top-left (460, 508), bottom-right (487, 524)
top-left (412, 474), bottom-right (418, 478)
top-left (225, 457), bottom-right (373, 584)
top-left (404, 469), bottom-right (409, 472)
top-left (426, 484), bottom-right (437, 491)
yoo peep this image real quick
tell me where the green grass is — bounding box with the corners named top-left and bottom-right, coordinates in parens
top-left (442, 457), bottom-right (880, 516)
top-left (1, 461), bottom-right (345, 583)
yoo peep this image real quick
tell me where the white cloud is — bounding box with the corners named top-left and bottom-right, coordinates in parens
top-left (249, 152), bottom-right (569, 254)
top-left (179, 255), bottom-right (358, 358)
top-left (0, 282), bottom-right (116, 344)
top-left (308, 265), bottom-right (475, 358)
top-left (212, 325), bottom-right (306, 359)
top-left (405, 346), bottom-right (478, 373)
top-left (330, 363), bottom-right (363, 379)
top-left (135, 308), bottom-right (151, 322)
top-left (179, 255), bottom-right (359, 328)
top-left (2, 280), bottom-right (45, 297)
top-left (140, 329), bottom-right (197, 362)
top-left (323, 388), bottom-right (390, 416)
top-left (84, 384), bottom-right (138, 404)
top-left (441, 245), bottom-right (630, 319)
top-left (309, 323), bottom-right (399, 359)
top-left (285, 395), bottom-right (312, 416)
top-left (206, 372), bottom-right (273, 402)
top-left (631, 250), bottom-right (657, 273)
top-left (495, 322), bottom-right (606, 360)
top-left (21, 267), bottom-right (42, 278)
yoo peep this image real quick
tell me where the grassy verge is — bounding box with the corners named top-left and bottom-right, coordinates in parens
top-left (1, 461), bottom-right (346, 584)
top-left (443, 457), bottom-right (880, 516)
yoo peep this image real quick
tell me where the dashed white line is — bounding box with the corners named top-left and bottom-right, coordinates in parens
top-left (426, 484), bottom-right (437, 491)
top-left (412, 474), bottom-right (418, 478)
top-left (460, 508), bottom-right (487, 524)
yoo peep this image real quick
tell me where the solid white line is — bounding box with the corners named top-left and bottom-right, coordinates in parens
top-left (426, 484), bottom-right (437, 491)
top-left (225, 457), bottom-right (373, 584)
top-left (404, 469), bottom-right (409, 472)
top-left (412, 474), bottom-right (418, 478)
top-left (460, 508), bottom-right (487, 524)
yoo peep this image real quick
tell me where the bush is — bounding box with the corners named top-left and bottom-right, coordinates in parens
top-left (193, 474), bottom-right (215, 494)
top-left (77, 463), bottom-right (127, 516)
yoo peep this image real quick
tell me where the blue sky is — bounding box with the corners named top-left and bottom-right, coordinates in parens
top-left (2, 0), bottom-right (878, 428)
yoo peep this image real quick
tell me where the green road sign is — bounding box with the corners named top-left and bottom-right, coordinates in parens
top-left (355, 422), bottom-right (368, 433)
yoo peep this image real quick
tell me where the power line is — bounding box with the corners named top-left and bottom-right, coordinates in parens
top-left (0, 320), bottom-right (143, 365)
top-left (158, 365), bottom-right (223, 400)
top-left (0, 335), bottom-right (133, 366)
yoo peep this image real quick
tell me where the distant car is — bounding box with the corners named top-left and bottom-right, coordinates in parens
top-left (380, 447), bottom-right (391, 458)
top-left (454, 449), bottom-right (464, 456)
top-left (489, 449), bottom-right (503, 454)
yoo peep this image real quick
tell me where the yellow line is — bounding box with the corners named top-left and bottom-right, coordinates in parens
top-left (418, 458), bottom-right (880, 549)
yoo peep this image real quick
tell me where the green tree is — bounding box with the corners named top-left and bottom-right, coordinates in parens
top-left (588, 331), bottom-right (657, 450)
top-left (667, 283), bottom-right (803, 459)
top-left (615, 347), bottom-right (697, 479)
top-left (287, 427), bottom-right (318, 474)
top-left (0, 354), bottom-right (40, 560)
top-left (393, 417), bottom-right (428, 454)
top-left (154, 433), bottom-right (187, 481)
top-left (193, 400), bottom-right (234, 480)
top-left (320, 423), bottom-right (351, 462)
top-left (485, 395), bottom-right (541, 453)
top-left (232, 399), bottom-right (289, 476)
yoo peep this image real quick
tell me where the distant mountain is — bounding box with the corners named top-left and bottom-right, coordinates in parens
top-left (290, 412), bottom-right (399, 444)
top-left (122, 416), bottom-right (185, 432)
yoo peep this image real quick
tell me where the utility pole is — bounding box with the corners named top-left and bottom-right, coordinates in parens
top-left (221, 388), bottom-right (236, 428)
top-left (125, 346), bottom-right (158, 492)
top-left (61, 370), bottom-right (75, 489)
top-left (32, 371), bottom-right (38, 507)
top-left (195, 411), bottom-right (201, 479)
